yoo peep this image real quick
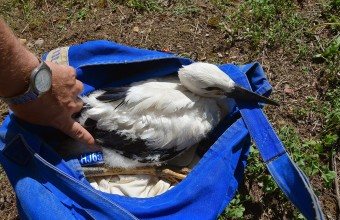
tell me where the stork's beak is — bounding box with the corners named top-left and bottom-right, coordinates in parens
top-left (225, 85), bottom-right (279, 106)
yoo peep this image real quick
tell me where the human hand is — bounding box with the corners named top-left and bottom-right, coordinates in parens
top-left (9, 61), bottom-right (96, 146)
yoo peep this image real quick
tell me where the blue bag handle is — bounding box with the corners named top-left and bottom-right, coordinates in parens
top-left (233, 66), bottom-right (324, 220)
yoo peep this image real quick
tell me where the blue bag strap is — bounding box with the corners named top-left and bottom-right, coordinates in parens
top-left (234, 71), bottom-right (324, 219)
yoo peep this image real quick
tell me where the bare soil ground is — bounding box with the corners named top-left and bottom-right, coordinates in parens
top-left (0, 0), bottom-right (339, 219)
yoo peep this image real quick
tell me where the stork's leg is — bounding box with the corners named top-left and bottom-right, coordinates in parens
top-left (82, 166), bottom-right (191, 183)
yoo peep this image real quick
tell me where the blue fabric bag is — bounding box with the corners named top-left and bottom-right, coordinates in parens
top-left (0, 40), bottom-right (323, 219)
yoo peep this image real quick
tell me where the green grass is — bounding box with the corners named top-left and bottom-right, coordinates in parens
top-left (323, 88), bottom-right (340, 136)
top-left (224, 0), bottom-right (307, 54)
top-left (125, 0), bottom-right (200, 15)
top-left (75, 6), bottom-right (89, 21)
top-left (220, 194), bottom-right (249, 219)
top-left (173, 0), bottom-right (199, 15)
top-left (219, 0), bottom-right (339, 218)
top-left (126, 0), bottom-right (163, 12)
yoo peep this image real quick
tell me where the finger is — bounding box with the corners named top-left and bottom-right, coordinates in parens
top-left (67, 67), bottom-right (77, 79)
top-left (61, 119), bottom-right (96, 147)
top-left (74, 80), bottom-right (84, 95)
top-left (73, 97), bottom-right (83, 113)
top-left (65, 97), bottom-right (83, 113)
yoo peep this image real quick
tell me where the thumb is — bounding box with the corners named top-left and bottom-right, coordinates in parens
top-left (61, 119), bottom-right (96, 147)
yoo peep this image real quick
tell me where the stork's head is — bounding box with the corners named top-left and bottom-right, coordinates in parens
top-left (178, 62), bottom-right (279, 106)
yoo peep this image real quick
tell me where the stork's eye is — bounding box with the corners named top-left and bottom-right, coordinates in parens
top-left (204, 87), bottom-right (222, 91)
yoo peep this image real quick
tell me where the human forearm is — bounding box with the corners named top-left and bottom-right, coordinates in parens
top-left (0, 18), bottom-right (95, 146)
top-left (0, 18), bottom-right (39, 98)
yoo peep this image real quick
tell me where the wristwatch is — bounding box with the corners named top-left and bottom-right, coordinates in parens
top-left (0, 59), bottom-right (52, 105)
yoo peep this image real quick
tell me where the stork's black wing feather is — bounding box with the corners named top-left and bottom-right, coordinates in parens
top-left (101, 87), bottom-right (130, 93)
top-left (96, 87), bottom-right (129, 102)
top-left (83, 118), bottom-right (184, 163)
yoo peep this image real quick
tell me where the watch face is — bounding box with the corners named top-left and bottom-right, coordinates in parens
top-left (34, 68), bottom-right (52, 93)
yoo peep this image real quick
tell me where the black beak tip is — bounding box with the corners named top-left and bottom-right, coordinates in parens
top-left (267, 99), bottom-right (280, 107)
top-left (227, 85), bottom-right (280, 107)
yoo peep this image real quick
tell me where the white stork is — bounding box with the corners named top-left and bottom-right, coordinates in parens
top-left (76, 62), bottom-right (278, 169)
